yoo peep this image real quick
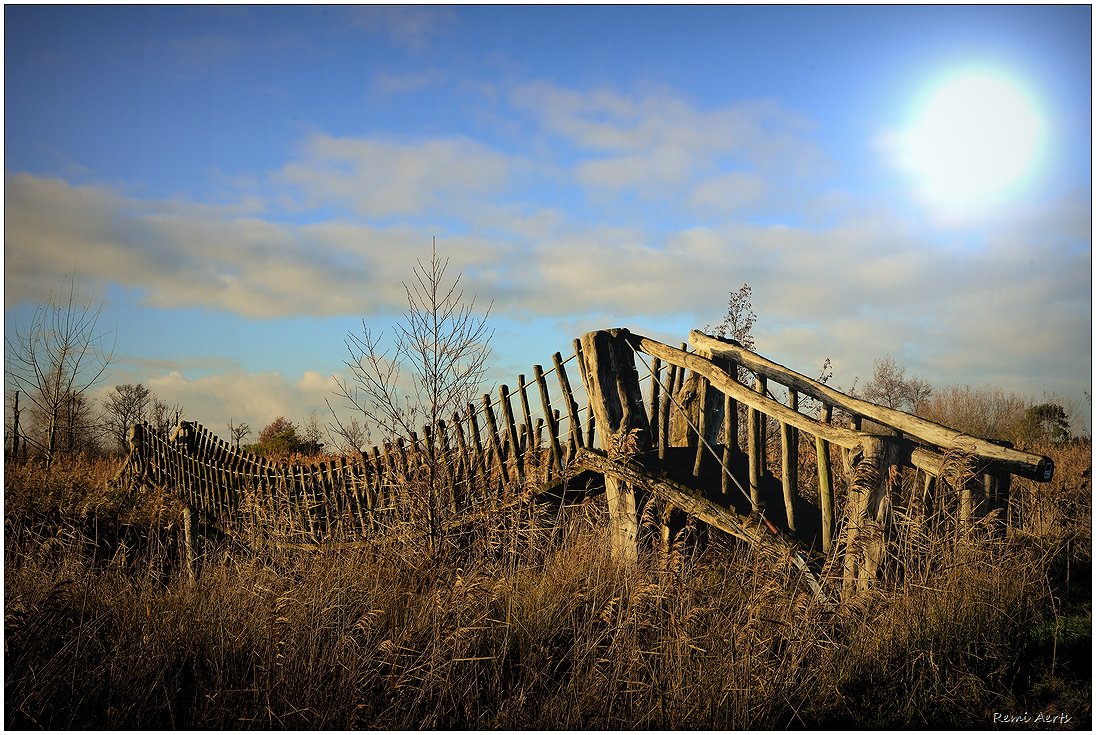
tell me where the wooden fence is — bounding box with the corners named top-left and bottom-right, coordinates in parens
top-left (113, 327), bottom-right (1054, 595)
top-left (114, 340), bottom-right (606, 545)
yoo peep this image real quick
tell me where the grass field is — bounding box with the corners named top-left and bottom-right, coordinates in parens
top-left (4, 440), bottom-right (1091, 729)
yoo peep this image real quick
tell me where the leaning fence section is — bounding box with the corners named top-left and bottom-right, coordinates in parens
top-left (114, 326), bottom-right (1055, 597)
top-left (117, 339), bottom-right (609, 543)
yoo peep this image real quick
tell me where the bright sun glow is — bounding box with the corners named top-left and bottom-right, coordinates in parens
top-left (900, 70), bottom-right (1044, 212)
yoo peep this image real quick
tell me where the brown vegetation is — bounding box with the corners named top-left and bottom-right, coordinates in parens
top-left (4, 437), bottom-right (1090, 729)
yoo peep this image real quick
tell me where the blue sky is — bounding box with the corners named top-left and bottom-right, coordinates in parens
top-left (5, 5), bottom-right (1092, 440)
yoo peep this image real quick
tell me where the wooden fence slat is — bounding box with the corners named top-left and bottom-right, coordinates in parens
top-left (395, 437), bottom-right (411, 514)
top-left (573, 338), bottom-right (596, 448)
top-left (481, 393), bottom-right (507, 499)
top-left (720, 362), bottom-right (739, 497)
top-left (781, 388), bottom-right (799, 533)
top-left (554, 351), bottom-right (585, 451)
top-left (533, 365), bottom-right (564, 473)
top-left (757, 375), bottom-right (768, 474)
top-left (817, 404), bottom-right (835, 554)
top-left (372, 445), bottom-right (387, 511)
top-left (435, 419), bottom-right (457, 514)
top-left (659, 362), bottom-right (677, 460)
top-left (454, 411), bottom-right (473, 499)
top-left (450, 412), bottom-right (471, 512)
top-left (499, 385), bottom-right (525, 490)
top-left (692, 375), bottom-right (710, 477)
top-left (516, 375), bottom-right (535, 473)
top-left (649, 356), bottom-right (662, 452)
top-left (421, 423), bottom-right (440, 488)
top-left (747, 377), bottom-right (762, 512)
top-left (466, 404), bottom-right (488, 504)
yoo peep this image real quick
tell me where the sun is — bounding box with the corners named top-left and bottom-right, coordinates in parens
top-left (898, 70), bottom-right (1044, 213)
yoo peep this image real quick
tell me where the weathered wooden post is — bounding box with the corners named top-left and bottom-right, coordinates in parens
top-left (780, 389), bottom-right (799, 534)
top-left (817, 404), bottom-right (835, 553)
top-left (842, 435), bottom-right (899, 596)
top-left (658, 363), bottom-right (677, 461)
top-left (182, 504), bottom-right (197, 584)
top-left (580, 329), bottom-right (651, 566)
top-left (648, 357), bottom-right (662, 450)
top-left (532, 365), bottom-right (564, 475)
top-left (747, 378), bottom-right (764, 512)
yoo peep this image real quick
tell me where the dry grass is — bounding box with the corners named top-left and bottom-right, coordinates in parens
top-left (5, 441), bottom-right (1091, 728)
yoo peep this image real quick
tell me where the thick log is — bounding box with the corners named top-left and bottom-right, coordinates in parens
top-left (959, 478), bottom-right (975, 528)
top-left (668, 371), bottom-right (700, 449)
top-left (580, 329), bottom-right (651, 565)
top-left (576, 448), bottom-right (832, 609)
top-left (689, 330), bottom-right (1053, 481)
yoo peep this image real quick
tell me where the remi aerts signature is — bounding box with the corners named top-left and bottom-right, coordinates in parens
top-left (993, 712), bottom-right (1073, 726)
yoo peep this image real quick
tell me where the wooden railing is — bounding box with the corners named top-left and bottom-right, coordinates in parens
top-left (582, 328), bottom-right (1053, 592)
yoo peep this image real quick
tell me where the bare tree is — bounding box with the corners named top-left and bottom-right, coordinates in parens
top-left (329, 416), bottom-right (368, 454)
top-left (333, 239), bottom-right (493, 442)
top-left (861, 355), bottom-right (932, 412)
top-left (228, 420), bottom-right (251, 451)
top-left (149, 398), bottom-right (183, 439)
top-left (103, 383), bottom-right (152, 454)
top-left (5, 277), bottom-right (116, 466)
top-left (331, 239), bottom-right (493, 540)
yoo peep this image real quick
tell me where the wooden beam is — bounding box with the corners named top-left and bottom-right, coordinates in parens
top-left (627, 332), bottom-right (864, 449)
top-left (689, 330), bottom-right (1052, 481)
top-left (576, 447), bottom-right (832, 609)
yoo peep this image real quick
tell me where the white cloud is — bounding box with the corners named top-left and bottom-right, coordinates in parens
top-left (143, 368), bottom-right (338, 437)
top-left (276, 133), bottom-right (515, 218)
top-left (6, 74), bottom-right (1087, 434)
top-left (689, 171), bottom-right (767, 212)
top-left (511, 81), bottom-right (828, 197)
top-left (4, 173), bottom-right (455, 318)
